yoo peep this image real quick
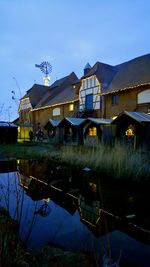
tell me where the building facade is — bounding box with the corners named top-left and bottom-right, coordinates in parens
top-left (17, 53), bottom-right (150, 144)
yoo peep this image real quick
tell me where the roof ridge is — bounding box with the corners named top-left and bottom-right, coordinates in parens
top-left (115, 53), bottom-right (150, 68)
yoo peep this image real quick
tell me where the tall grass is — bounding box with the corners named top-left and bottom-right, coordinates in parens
top-left (1, 142), bottom-right (150, 183)
top-left (60, 143), bottom-right (150, 183)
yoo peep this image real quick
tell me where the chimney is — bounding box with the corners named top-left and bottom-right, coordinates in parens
top-left (84, 63), bottom-right (91, 75)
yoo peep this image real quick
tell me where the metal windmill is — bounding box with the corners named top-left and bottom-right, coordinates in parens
top-left (35, 61), bottom-right (52, 86)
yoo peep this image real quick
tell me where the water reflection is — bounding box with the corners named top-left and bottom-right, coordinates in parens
top-left (0, 160), bottom-right (150, 266)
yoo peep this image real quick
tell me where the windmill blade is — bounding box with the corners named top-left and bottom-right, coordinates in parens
top-left (35, 61), bottom-right (52, 80)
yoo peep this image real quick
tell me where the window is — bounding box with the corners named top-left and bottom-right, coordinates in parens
top-left (85, 94), bottom-right (93, 109)
top-left (53, 107), bottom-right (60, 116)
top-left (20, 98), bottom-right (31, 110)
top-left (112, 95), bottom-right (118, 105)
top-left (125, 125), bottom-right (135, 136)
top-left (69, 103), bottom-right (74, 111)
top-left (88, 127), bottom-right (97, 136)
top-left (138, 89), bottom-right (150, 104)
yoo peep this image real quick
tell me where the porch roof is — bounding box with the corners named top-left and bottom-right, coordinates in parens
top-left (0, 122), bottom-right (18, 127)
top-left (49, 119), bottom-right (61, 127)
top-left (87, 118), bottom-right (112, 125)
top-left (59, 117), bottom-right (86, 126)
top-left (112, 111), bottom-right (150, 123)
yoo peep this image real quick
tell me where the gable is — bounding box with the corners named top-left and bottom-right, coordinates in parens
top-left (79, 75), bottom-right (101, 110)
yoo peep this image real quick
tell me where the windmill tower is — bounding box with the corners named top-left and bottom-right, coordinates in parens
top-left (35, 61), bottom-right (52, 86)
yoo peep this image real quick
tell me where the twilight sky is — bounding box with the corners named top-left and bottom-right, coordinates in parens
top-left (0, 0), bottom-right (150, 121)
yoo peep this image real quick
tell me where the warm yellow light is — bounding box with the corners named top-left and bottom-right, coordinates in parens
top-left (43, 198), bottom-right (51, 203)
top-left (89, 182), bottom-right (97, 192)
top-left (69, 103), bottom-right (74, 111)
top-left (88, 127), bottom-right (97, 136)
top-left (112, 116), bottom-right (117, 120)
top-left (125, 128), bottom-right (134, 136)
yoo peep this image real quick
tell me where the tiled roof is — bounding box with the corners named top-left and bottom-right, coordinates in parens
top-left (82, 61), bottom-right (117, 92)
top-left (103, 54), bottom-right (150, 94)
top-left (34, 72), bottom-right (78, 109)
top-left (82, 54), bottom-right (150, 94)
top-left (21, 84), bottom-right (49, 108)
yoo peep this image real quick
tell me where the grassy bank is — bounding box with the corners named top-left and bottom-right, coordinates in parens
top-left (0, 142), bottom-right (59, 160)
top-left (60, 144), bottom-right (150, 183)
top-left (0, 142), bottom-right (150, 184)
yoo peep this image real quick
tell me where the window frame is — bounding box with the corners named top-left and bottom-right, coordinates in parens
top-left (112, 94), bottom-right (119, 105)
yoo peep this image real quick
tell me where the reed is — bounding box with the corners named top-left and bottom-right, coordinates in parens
top-left (60, 143), bottom-right (150, 183)
top-left (0, 142), bottom-right (150, 183)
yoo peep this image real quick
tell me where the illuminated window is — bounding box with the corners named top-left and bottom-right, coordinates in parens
top-left (89, 182), bottom-right (97, 192)
top-left (69, 103), bottom-right (74, 111)
top-left (88, 127), bottom-right (97, 136)
top-left (125, 125), bottom-right (135, 136)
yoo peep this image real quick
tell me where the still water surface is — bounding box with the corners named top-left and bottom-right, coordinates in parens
top-left (0, 160), bottom-right (150, 267)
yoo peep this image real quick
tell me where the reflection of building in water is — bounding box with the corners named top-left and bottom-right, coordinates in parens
top-left (17, 159), bottom-right (55, 181)
top-left (79, 181), bottom-right (101, 226)
top-left (78, 180), bottom-right (102, 236)
top-left (79, 194), bottom-right (101, 226)
top-left (79, 186), bottom-right (118, 237)
top-left (78, 167), bottom-right (102, 235)
top-left (18, 172), bottom-right (77, 216)
top-left (18, 173), bottom-right (32, 189)
top-left (78, 168), bottom-right (117, 236)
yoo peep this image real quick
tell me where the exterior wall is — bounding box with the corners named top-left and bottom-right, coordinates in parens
top-left (19, 98), bottom-right (32, 124)
top-left (138, 89), bottom-right (150, 104)
top-left (105, 86), bottom-right (150, 119)
top-left (83, 122), bottom-right (102, 146)
top-left (79, 75), bottom-right (101, 111)
top-left (31, 101), bottom-right (78, 131)
top-left (48, 128), bottom-right (60, 144)
top-left (18, 126), bottom-right (32, 141)
top-left (112, 116), bottom-right (150, 150)
top-left (59, 125), bottom-right (84, 145)
top-left (83, 124), bottom-right (112, 146)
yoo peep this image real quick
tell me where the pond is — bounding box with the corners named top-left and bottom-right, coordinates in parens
top-left (0, 159), bottom-right (150, 267)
